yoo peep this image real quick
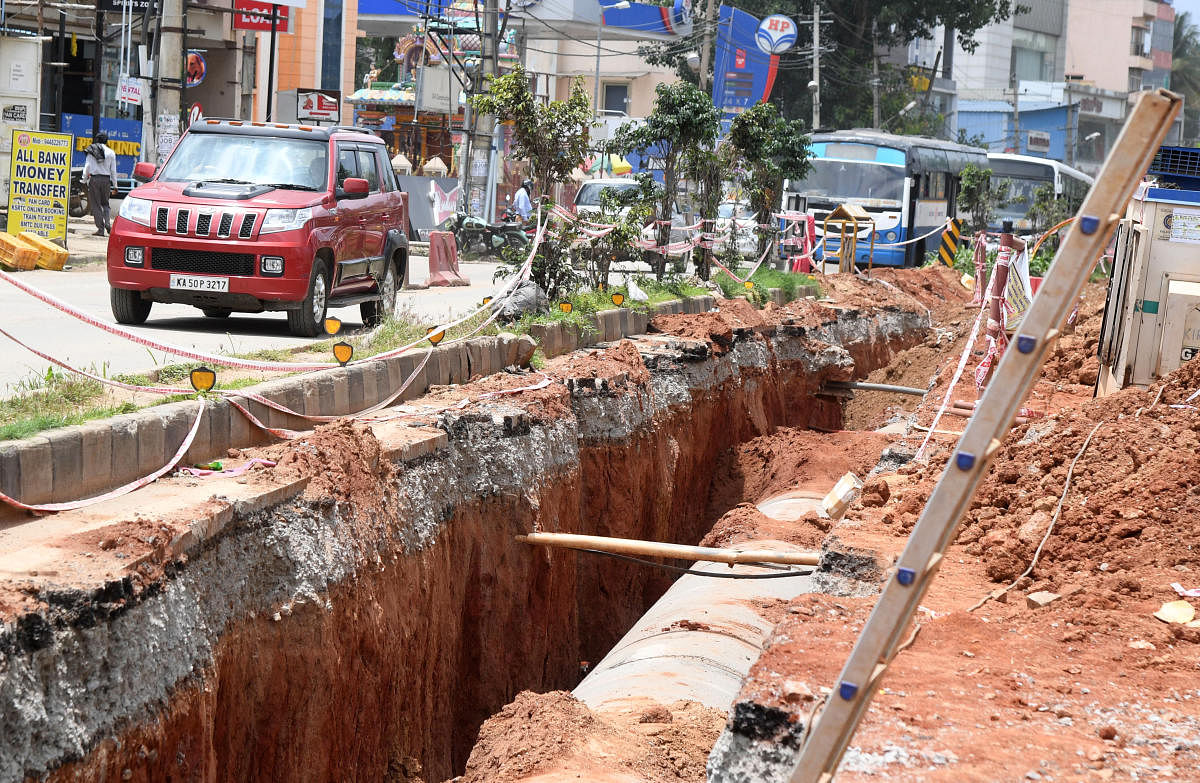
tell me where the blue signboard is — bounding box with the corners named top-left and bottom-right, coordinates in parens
top-left (60, 114), bottom-right (144, 179)
top-left (711, 5), bottom-right (779, 118)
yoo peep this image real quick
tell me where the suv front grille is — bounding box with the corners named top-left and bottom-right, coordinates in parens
top-left (150, 248), bottom-right (255, 276)
top-left (150, 205), bottom-right (260, 239)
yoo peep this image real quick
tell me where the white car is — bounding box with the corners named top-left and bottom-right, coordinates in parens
top-left (573, 178), bottom-right (644, 219)
top-left (713, 201), bottom-right (760, 257)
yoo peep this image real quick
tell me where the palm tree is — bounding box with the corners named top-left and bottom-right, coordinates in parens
top-left (1172, 11), bottom-right (1200, 143)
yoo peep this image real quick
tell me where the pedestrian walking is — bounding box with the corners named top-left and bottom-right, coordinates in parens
top-left (83, 132), bottom-right (118, 236)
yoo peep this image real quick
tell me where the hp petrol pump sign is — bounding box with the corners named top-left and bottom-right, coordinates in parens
top-left (756, 14), bottom-right (797, 54)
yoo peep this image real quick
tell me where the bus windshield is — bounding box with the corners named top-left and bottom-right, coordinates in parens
top-left (995, 176), bottom-right (1052, 220)
top-left (789, 159), bottom-right (904, 204)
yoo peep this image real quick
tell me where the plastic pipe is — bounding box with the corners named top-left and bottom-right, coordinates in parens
top-left (517, 532), bottom-right (819, 566)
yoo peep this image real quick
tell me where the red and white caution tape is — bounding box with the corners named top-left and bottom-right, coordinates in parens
top-left (0, 399), bottom-right (206, 512)
top-left (915, 298), bottom-right (989, 462)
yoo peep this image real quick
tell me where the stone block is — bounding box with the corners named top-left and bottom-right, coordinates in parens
top-left (17, 436), bottom-right (52, 505)
top-left (596, 309), bottom-right (622, 342)
top-left (515, 335), bottom-right (536, 367)
top-left (346, 367), bottom-right (366, 413)
top-left (397, 351), bottom-right (429, 400)
top-left (226, 395), bottom-right (253, 449)
top-left (1026, 591), bottom-right (1061, 609)
top-left (47, 429), bottom-right (83, 502)
top-left (627, 310), bottom-right (650, 336)
top-left (0, 441), bottom-right (22, 498)
top-left (497, 332), bottom-right (521, 368)
top-left (134, 411), bottom-right (166, 476)
top-left (76, 421), bottom-right (113, 497)
top-left (160, 404), bottom-right (193, 466)
top-left (208, 398), bottom-right (234, 456)
top-left (181, 401), bottom-right (214, 466)
top-left (331, 369), bottom-right (352, 416)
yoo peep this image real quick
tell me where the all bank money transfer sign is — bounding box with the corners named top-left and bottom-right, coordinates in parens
top-left (7, 129), bottom-right (71, 240)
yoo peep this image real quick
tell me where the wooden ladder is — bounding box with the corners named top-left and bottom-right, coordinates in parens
top-left (785, 89), bottom-right (1183, 783)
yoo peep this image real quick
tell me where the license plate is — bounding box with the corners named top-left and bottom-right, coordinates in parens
top-left (169, 274), bottom-right (229, 292)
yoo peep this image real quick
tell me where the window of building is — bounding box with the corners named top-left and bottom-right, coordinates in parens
top-left (1011, 28), bottom-right (1056, 83)
top-left (322, 0), bottom-right (343, 91)
top-left (1131, 26), bottom-right (1147, 57)
top-left (1129, 67), bottom-right (1145, 92)
top-left (602, 84), bottom-right (628, 116)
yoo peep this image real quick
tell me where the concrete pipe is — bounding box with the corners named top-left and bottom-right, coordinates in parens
top-left (572, 539), bottom-right (816, 714)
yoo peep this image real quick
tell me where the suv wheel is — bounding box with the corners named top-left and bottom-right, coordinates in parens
top-left (201, 307), bottom-right (232, 319)
top-left (360, 258), bottom-right (397, 327)
top-left (111, 288), bottom-right (152, 325)
top-left (287, 262), bottom-right (330, 337)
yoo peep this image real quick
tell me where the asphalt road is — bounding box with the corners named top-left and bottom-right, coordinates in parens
top-left (1, 256), bottom-right (503, 394)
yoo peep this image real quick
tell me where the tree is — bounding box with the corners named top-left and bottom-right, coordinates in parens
top-left (611, 81), bottom-right (720, 279)
top-left (957, 163), bottom-right (1007, 232)
top-left (470, 65), bottom-right (592, 189)
top-left (727, 101), bottom-right (812, 257)
top-left (581, 174), bottom-right (659, 289)
top-left (682, 144), bottom-right (722, 280)
top-left (1173, 11), bottom-right (1200, 143)
top-left (642, 1), bottom-right (1019, 132)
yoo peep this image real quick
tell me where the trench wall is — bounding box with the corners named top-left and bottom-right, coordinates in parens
top-left (0, 302), bottom-right (923, 783)
top-left (2, 293), bottom-right (796, 514)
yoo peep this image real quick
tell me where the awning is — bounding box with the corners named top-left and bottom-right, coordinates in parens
top-left (585, 154), bottom-right (633, 175)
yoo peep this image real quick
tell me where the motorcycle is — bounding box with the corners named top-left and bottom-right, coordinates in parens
top-left (449, 206), bottom-right (528, 255)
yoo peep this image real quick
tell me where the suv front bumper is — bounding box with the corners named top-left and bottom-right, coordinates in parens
top-left (106, 217), bottom-right (316, 310)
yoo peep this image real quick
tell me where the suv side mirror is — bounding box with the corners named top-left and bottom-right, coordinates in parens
top-left (339, 177), bottom-right (369, 199)
top-left (133, 161), bottom-right (156, 182)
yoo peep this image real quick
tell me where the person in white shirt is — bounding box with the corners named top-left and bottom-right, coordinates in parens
top-left (82, 132), bottom-right (118, 236)
top-left (513, 178), bottom-right (533, 221)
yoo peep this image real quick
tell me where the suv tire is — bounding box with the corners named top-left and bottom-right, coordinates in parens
top-left (111, 288), bottom-right (152, 325)
top-left (360, 257), bottom-right (398, 327)
top-left (201, 307), bottom-right (232, 319)
top-left (287, 261), bottom-right (331, 337)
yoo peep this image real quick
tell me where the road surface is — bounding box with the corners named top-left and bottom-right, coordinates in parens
top-left (1, 256), bottom-right (503, 394)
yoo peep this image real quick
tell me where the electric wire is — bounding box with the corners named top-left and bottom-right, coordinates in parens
top-left (577, 548), bottom-right (818, 579)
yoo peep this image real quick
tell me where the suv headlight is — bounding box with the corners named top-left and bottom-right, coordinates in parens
top-left (260, 207), bottom-right (313, 234)
top-left (119, 196), bottom-right (152, 227)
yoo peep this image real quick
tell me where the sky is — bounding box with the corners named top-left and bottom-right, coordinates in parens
top-left (1177, 0), bottom-right (1200, 23)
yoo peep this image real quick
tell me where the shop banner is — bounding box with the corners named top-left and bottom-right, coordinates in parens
top-left (61, 113), bottom-right (143, 180)
top-left (7, 129), bottom-right (71, 240)
top-left (711, 5), bottom-right (780, 118)
top-left (233, 0), bottom-right (291, 33)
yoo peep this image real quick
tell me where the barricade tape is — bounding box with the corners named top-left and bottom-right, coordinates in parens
top-left (0, 399), bottom-right (206, 512)
top-left (0, 208), bottom-right (551, 512)
top-left (914, 296), bottom-right (989, 462)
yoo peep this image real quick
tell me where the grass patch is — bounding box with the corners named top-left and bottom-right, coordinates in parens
top-left (713, 265), bottom-right (819, 302)
top-left (0, 368), bottom-right (138, 442)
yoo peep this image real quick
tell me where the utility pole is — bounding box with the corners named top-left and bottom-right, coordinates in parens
top-left (698, 0), bottom-right (717, 94)
top-left (93, 9), bottom-right (104, 136)
top-left (265, 4), bottom-right (279, 120)
top-left (811, 1), bottom-right (820, 130)
top-left (1011, 83), bottom-right (1021, 152)
top-left (159, 0), bottom-right (182, 127)
top-left (871, 25), bottom-right (880, 129)
top-left (1066, 83), bottom-right (1076, 166)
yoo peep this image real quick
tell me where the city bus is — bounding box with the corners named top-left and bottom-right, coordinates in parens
top-left (782, 130), bottom-right (988, 267)
top-left (987, 152), bottom-right (1094, 232)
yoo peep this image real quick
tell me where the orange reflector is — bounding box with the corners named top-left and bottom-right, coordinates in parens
top-left (559, 302), bottom-right (573, 314)
top-left (426, 326), bottom-right (445, 345)
top-left (744, 281), bottom-right (754, 289)
top-left (323, 316), bottom-right (342, 336)
top-left (332, 341), bottom-right (354, 365)
top-left (189, 366), bottom-right (217, 393)
top-left (611, 293), bottom-right (625, 307)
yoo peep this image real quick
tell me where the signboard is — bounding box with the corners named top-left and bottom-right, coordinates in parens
top-left (188, 103), bottom-right (203, 127)
top-left (712, 5), bottom-right (780, 118)
top-left (1026, 129), bottom-right (1050, 154)
top-left (297, 89), bottom-right (340, 121)
top-left (1, 104), bottom-right (27, 123)
top-left (156, 112), bottom-right (180, 161)
top-left (98, 0), bottom-right (153, 12)
top-left (117, 76), bottom-right (146, 106)
top-left (61, 114), bottom-right (143, 180)
top-left (1167, 207), bottom-right (1200, 244)
top-left (6, 129), bottom-right (71, 240)
top-left (233, 0), bottom-right (291, 32)
top-left (186, 51), bottom-right (206, 87)
top-left (416, 67), bottom-right (460, 113)
top-left (756, 14), bottom-right (797, 54)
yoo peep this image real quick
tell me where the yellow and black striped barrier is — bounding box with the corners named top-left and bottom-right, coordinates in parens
top-left (938, 218), bottom-right (963, 267)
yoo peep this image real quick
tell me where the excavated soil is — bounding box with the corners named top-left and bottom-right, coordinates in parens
top-left (462, 691), bottom-right (725, 783)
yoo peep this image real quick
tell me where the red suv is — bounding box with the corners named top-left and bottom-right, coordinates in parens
top-left (107, 120), bottom-right (409, 336)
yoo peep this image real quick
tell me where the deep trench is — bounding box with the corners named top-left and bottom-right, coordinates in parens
top-left (20, 311), bottom-right (925, 783)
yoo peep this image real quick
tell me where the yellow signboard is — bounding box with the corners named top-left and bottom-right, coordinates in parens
top-left (7, 129), bottom-right (72, 241)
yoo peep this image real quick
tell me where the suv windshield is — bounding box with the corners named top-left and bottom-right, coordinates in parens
top-left (575, 181), bottom-right (639, 207)
top-left (790, 159), bottom-right (904, 204)
top-left (158, 134), bottom-right (329, 190)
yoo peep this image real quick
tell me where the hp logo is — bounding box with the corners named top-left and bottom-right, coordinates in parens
top-left (756, 14), bottom-right (797, 54)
